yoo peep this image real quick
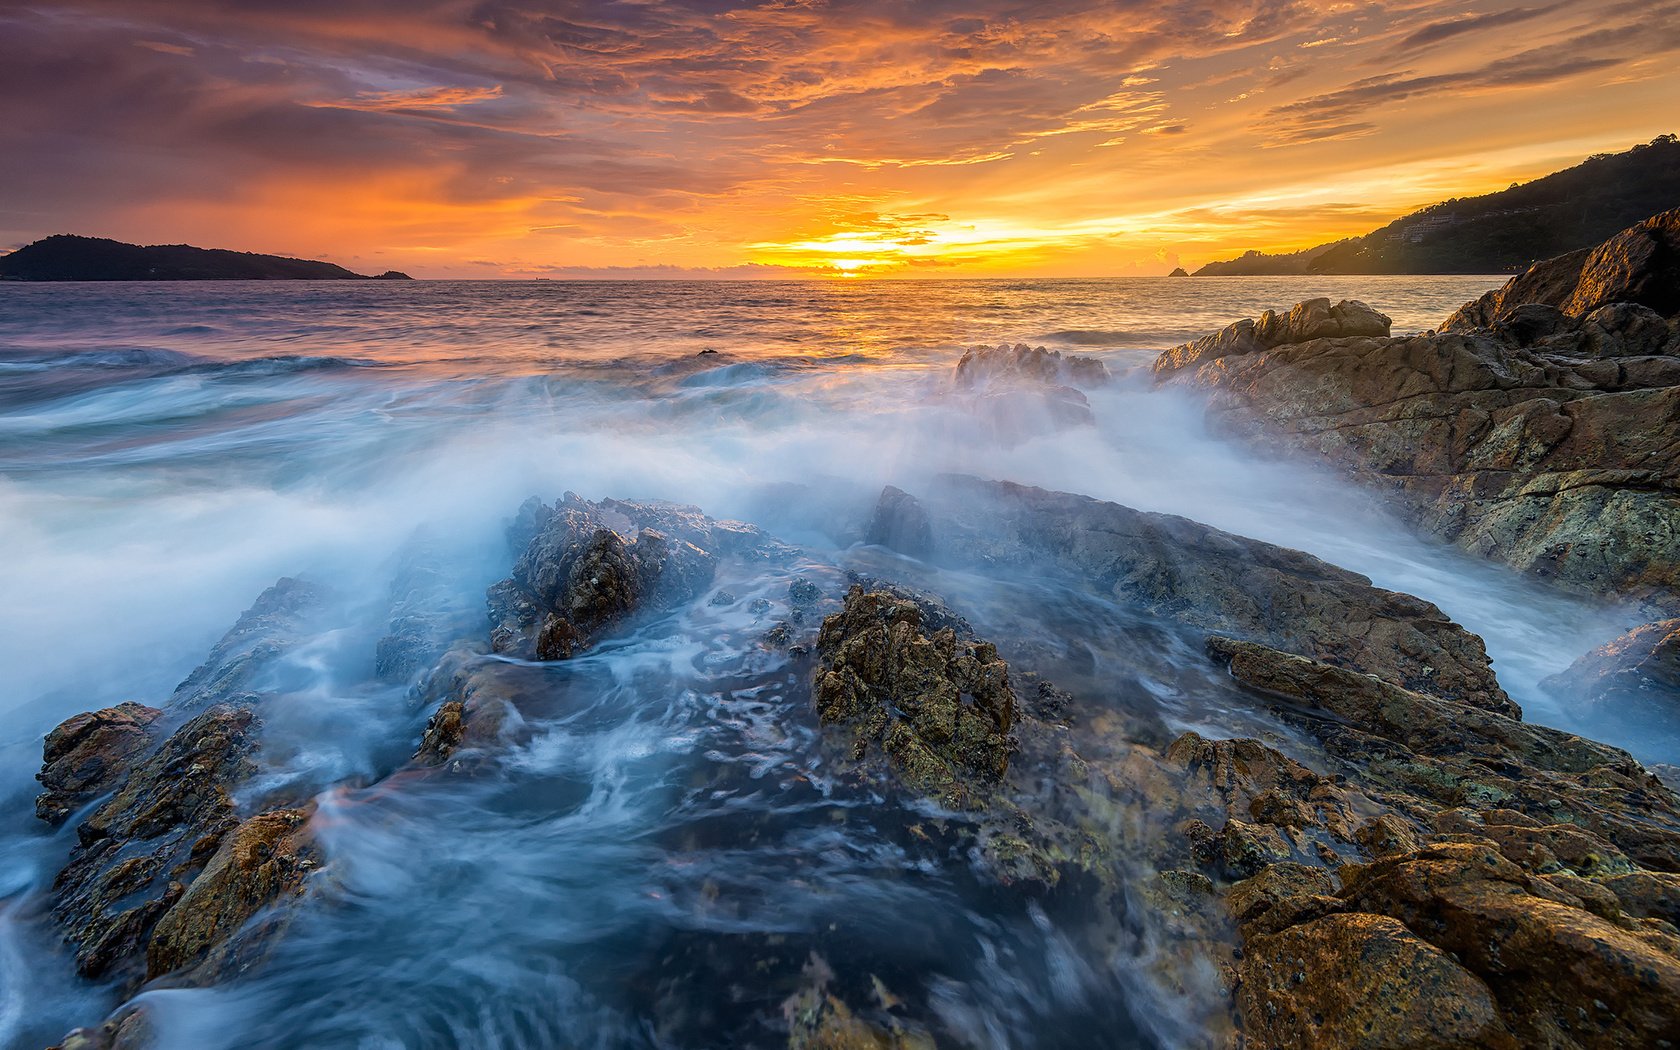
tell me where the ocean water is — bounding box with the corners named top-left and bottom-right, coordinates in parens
top-left (0, 277), bottom-right (1643, 1049)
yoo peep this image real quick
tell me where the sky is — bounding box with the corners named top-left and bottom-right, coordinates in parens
top-left (0, 0), bottom-right (1676, 278)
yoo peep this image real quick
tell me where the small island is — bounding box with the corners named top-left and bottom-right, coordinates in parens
top-left (0, 234), bottom-right (412, 281)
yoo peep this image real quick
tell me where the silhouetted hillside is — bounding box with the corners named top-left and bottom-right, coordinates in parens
top-left (1194, 135), bottom-right (1680, 275)
top-left (0, 235), bottom-right (412, 281)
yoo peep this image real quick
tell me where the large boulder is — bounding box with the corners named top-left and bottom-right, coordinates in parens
top-left (874, 476), bottom-right (1514, 715)
top-left (1153, 297), bottom-right (1391, 377)
top-left (1444, 206), bottom-right (1680, 330)
top-left (1154, 235), bottom-right (1680, 609)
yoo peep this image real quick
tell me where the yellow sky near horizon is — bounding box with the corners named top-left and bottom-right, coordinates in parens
top-left (1, 1), bottom-right (1676, 278)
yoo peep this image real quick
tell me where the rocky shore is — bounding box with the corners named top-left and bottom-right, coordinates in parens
top-left (25, 207), bottom-right (1680, 1049)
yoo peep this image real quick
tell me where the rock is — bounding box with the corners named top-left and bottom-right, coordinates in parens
top-left (1238, 912), bottom-right (1509, 1050)
top-left (36, 702), bottom-right (163, 825)
top-left (864, 485), bottom-right (933, 558)
top-left (1445, 206), bottom-right (1680, 329)
top-left (374, 532), bottom-right (479, 683)
top-left (909, 475), bottom-right (1513, 714)
top-left (948, 344), bottom-right (1107, 441)
top-left (1205, 636), bottom-right (1680, 870)
top-left (814, 587), bottom-right (1016, 806)
top-left (1152, 298), bottom-right (1391, 378)
top-left (145, 806), bottom-right (319, 981)
top-left (167, 577), bottom-right (326, 712)
top-left (1337, 842), bottom-right (1680, 1047)
top-left (51, 703), bottom-right (258, 981)
top-left (488, 494), bottom-right (776, 660)
top-left (1168, 266), bottom-right (1190, 277)
top-left (1155, 212), bottom-right (1680, 610)
top-left (1542, 619), bottom-right (1680, 733)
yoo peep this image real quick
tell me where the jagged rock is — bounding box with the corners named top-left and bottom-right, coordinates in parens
top-left (1206, 636), bottom-right (1680, 871)
top-left (1238, 912), bottom-right (1509, 1050)
top-left (168, 578), bottom-right (326, 712)
top-left (953, 343), bottom-right (1109, 389)
top-left (902, 475), bottom-right (1513, 715)
top-left (51, 704), bottom-right (258, 981)
top-left (1542, 618), bottom-right (1680, 733)
top-left (374, 533), bottom-right (478, 683)
top-left (949, 343), bottom-right (1108, 440)
top-left (1332, 842), bottom-right (1680, 1048)
top-left (36, 702), bottom-right (163, 825)
top-left (1156, 213), bottom-right (1680, 610)
top-left (488, 494), bottom-right (774, 660)
top-left (1445, 206), bottom-right (1680, 329)
top-left (145, 806), bottom-right (319, 981)
top-left (1152, 297), bottom-right (1391, 378)
top-left (814, 587), bottom-right (1016, 806)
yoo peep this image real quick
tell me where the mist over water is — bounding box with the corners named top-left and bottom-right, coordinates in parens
top-left (0, 277), bottom-right (1645, 1049)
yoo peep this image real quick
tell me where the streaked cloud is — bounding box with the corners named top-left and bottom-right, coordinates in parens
top-left (0, 0), bottom-right (1673, 276)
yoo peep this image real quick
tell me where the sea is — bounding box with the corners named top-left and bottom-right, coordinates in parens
top-left (0, 277), bottom-right (1643, 1049)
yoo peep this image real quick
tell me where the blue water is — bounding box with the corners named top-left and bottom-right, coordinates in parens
top-left (0, 277), bottom-right (1634, 1049)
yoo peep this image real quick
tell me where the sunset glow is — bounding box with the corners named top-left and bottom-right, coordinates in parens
top-left (1, 0), bottom-right (1676, 277)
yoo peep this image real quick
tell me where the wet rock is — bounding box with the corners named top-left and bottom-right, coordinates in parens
top-left (36, 702), bottom-right (163, 825)
top-left (168, 577), bottom-right (326, 712)
top-left (913, 475), bottom-right (1513, 714)
top-left (1335, 842), bottom-right (1680, 1047)
top-left (1205, 636), bottom-right (1680, 870)
top-left (52, 704), bottom-right (258, 981)
top-left (374, 531), bottom-right (480, 683)
top-left (145, 806), bottom-right (319, 981)
top-left (814, 587), bottom-right (1016, 806)
top-left (953, 343), bottom-right (1109, 389)
top-left (1238, 912), bottom-right (1510, 1050)
top-left (949, 343), bottom-right (1108, 441)
top-left (489, 494), bottom-right (777, 660)
top-left (412, 700), bottom-right (466, 765)
top-left (864, 486), bottom-right (933, 559)
top-left (1542, 618), bottom-right (1680, 733)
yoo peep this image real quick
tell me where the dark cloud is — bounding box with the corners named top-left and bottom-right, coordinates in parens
top-left (1393, 3), bottom-right (1564, 52)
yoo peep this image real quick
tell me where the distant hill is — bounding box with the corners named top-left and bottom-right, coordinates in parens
top-left (0, 235), bottom-right (412, 281)
top-left (1194, 135), bottom-right (1680, 276)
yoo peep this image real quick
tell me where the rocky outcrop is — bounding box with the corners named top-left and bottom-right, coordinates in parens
top-left (1543, 618), bottom-right (1680, 734)
top-left (167, 577), bottom-right (325, 711)
top-left (487, 494), bottom-right (773, 660)
top-left (948, 343), bottom-right (1109, 440)
top-left (1153, 217), bottom-right (1680, 609)
top-left (881, 476), bottom-right (1514, 715)
top-left (814, 587), bottom-right (1016, 806)
top-left (1444, 206), bottom-right (1680, 330)
top-left (36, 702), bottom-right (163, 825)
top-left (1152, 297), bottom-right (1391, 378)
top-left (1193, 635), bottom-right (1680, 1048)
top-left (39, 580), bottom-right (330, 992)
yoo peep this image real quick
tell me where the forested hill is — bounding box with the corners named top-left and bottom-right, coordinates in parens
top-left (1194, 135), bottom-right (1680, 276)
top-left (0, 235), bottom-right (411, 281)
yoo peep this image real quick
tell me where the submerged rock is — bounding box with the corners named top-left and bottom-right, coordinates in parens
top-left (948, 343), bottom-right (1108, 441)
top-left (880, 476), bottom-right (1513, 715)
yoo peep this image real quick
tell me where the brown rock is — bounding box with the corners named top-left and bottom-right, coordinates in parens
top-left (1238, 912), bottom-right (1510, 1049)
top-left (814, 586), bottom-right (1016, 806)
top-left (146, 806), bottom-right (319, 980)
top-left (36, 702), bottom-right (163, 825)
